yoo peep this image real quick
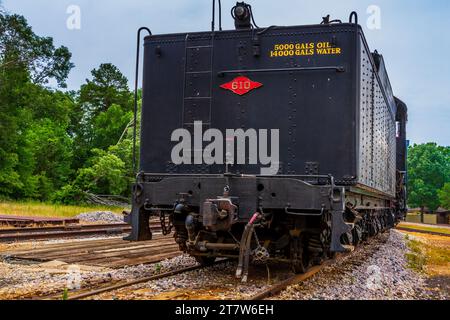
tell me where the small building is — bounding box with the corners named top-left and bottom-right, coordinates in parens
top-left (436, 207), bottom-right (450, 225)
top-left (408, 207), bottom-right (431, 214)
top-left (406, 207), bottom-right (450, 225)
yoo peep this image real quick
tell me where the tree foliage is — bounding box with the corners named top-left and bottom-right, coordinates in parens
top-left (92, 104), bottom-right (133, 150)
top-left (79, 63), bottom-right (132, 115)
top-left (71, 63), bottom-right (133, 169)
top-left (438, 183), bottom-right (450, 210)
top-left (0, 10), bottom-right (135, 203)
top-left (0, 13), bottom-right (74, 87)
top-left (18, 119), bottom-right (73, 200)
top-left (0, 11), bottom-right (73, 198)
top-left (407, 143), bottom-right (450, 211)
top-left (54, 62), bottom-right (136, 203)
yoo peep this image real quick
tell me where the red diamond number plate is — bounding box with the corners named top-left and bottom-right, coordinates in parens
top-left (220, 76), bottom-right (263, 96)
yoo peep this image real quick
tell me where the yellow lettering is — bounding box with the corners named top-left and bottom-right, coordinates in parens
top-left (271, 41), bottom-right (341, 58)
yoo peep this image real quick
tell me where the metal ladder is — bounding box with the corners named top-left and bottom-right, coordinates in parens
top-left (181, 32), bottom-right (215, 129)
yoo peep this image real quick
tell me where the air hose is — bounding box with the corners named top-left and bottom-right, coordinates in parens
top-left (235, 212), bottom-right (260, 282)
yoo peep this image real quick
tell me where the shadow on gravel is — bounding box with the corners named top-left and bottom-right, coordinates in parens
top-left (426, 276), bottom-right (450, 299)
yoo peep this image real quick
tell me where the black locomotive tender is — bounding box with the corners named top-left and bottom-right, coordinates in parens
top-left (125, 2), bottom-right (408, 280)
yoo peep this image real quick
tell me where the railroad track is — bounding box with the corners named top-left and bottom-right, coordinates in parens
top-left (249, 261), bottom-right (332, 300)
top-left (395, 226), bottom-right (450, 237)
top-left (0, 224), bottom-right (130, 242)
top-left (15, 232), bottom-right (387, 300)
top-left (0, 215), bottom-right (79, 228)
top-left (54, 257), bottom-right (342, 301)
top-left (41, 260), bottom-right (229, 300)
top-left (0, 221), bottom-right (163, 242)
top-left (32, 245), bottom-right (355, 301)
top-left (248, 251), bottom-right (353, 300)
top-left (40, 253), bottom-right (348, 301)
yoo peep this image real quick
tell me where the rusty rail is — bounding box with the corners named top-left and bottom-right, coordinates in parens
top-left (0, 224), bottom-right (135, 242)
top-left (395, 226), bottom-right (450, 237)
top-left (249, 252), bottom-right (351, 300)
top-left (0, 215), bottom-right (79, 227)
top-left (40, 259), bottom-right (229, 300)
top-left (0, 221), bottom-right (164, 242)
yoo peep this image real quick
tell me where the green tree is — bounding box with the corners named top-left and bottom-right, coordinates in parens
top-left (0, 10), bottom-right (138, 203)
top-left (71, 64), bottom-right (133, 169)
top-left (54, 150), bottom-right (128, 204)
top-left (438, 183), bottom-right (450, 209)
top-left (408, 143), bottom-right (450, 215)
top-left (92, 104), bottom-right (133, 150)
top-left (55, 102), bottom-right (139, 204)
top-left (0, 13), bottom-right (74, 87)
top-left (79, 63), bottom-right (132, 115)
top-left (0, 59), bottom-right (26, 195)
top-left (76, 151), bottom-right (127, 195)
top-left (0, 11), bottom-right (74, 198)
top-left (17, 119), bottom-right (73, 200)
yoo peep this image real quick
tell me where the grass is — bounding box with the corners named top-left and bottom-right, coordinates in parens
top-left (399, 223), bottom-right (450, 236)
top-left (405, 239), bottom-right (427, 272)
top-left (62, 288), bottom-right (69, 300)
top-left (0, 200), bottom-right (126, 218)
top-left (405, 236), bottom-right (450, 276)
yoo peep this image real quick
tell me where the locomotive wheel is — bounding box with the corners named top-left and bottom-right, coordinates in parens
top-left (194, 256), bottom-right (216, 266)
top-left (320, 214), bottom-right (333, 258)
top-left (290, 237), bottom-right (309, 274)
top-left (361, 219), bottom-right (370, 241)
top-left (369, 218), bottom-right (377, 236)
top-left (352, 224), bottom-right (363, 246)
top-left (341, 231), bottom-right (353, 245)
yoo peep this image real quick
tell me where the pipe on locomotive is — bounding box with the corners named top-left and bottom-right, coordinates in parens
top-left (211, 0), bottom-right (223, 31)
top-left (133, 27), bottom-right (151, 176)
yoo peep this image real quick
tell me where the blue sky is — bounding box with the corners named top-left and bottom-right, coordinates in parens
top-left (2, 0), bottom-right (449, 146)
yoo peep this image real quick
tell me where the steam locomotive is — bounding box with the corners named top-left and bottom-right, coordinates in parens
top-left (125, 2), bottom-right (408, 281)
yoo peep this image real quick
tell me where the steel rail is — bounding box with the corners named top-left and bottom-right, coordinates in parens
top-left (0, 224), bottom-right (137, 242)
top-left (248, 253), bottom-right (350, 300)
top-left (41, 259), bottom-right (229, 300)
top-left (395, 226), bottom-right (450, 238)
top-left (0, 223), bottom-right (130, 234)
top-left (0, 221), bottom-right (164, 242)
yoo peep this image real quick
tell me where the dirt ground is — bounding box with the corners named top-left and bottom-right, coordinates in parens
top-left (398, 230), bottom-right (450, 297)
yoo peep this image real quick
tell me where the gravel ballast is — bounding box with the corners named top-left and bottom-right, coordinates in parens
top-left (0, 253), bottom-right (197, 299)
top-left (76, 211), bottom-right (123, 224)
top-left (276, 230), bottom-right (447, 300)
